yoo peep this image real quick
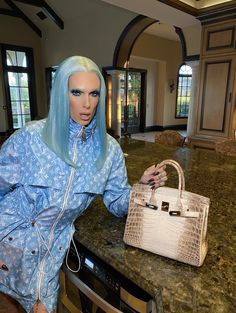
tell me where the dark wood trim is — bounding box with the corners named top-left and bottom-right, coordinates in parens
top-left (145, 124), bottom-right (187, 132)
top-left (14, 0), bottom-right (64, 29)
top-left (0, 8), bottom-right (19, 16)
top-left (113, 15), bottom-right (157, 67)
top-left (4, 0), bottom-right (42, 37)
top-left (158, 0), bottom-right (198, 16)
top-left (140, 70), bottom-right (146, 132)
top-left (174, 27), bottom-right (187, 62)
top-left (206, 27), bottom-right (235, 51)
top-left (13, 0), bottom-right (42, 5)
top-left (113, 15), bottom-right (196, 70)
top-left (197, 3), bottom-right (236, 24)
top-left (41, 0), bottom-right (64, 29)
top-left (184, 54), bottom-right (200, 62)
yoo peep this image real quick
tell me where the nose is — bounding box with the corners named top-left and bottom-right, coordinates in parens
top-left (83, 94), bottom-right (91, 109)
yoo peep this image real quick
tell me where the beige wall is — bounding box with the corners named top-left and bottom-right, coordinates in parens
top-left (42, 0), bottom-right (136, 68)
top-left (0, 0), bottom-right (195, 132)
top-left (0, 0), bottom-right (136, 132)
top-left (0, 15), bottom-right (46, 131)
top-left (183, 24), bottom-right (202, 56)
top-left (131, 33), bottom-right (187, 128)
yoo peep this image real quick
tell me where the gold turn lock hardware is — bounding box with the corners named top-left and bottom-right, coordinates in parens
top-left (169, 211), bottom-right (181, 216)
top-left (146, 203), bottom-right (158, 210)
top-left (134, 199), bottom-right (158, 210)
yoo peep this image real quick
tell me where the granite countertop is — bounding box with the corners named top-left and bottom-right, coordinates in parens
top-left (74, 138), bottom-right (236, 313)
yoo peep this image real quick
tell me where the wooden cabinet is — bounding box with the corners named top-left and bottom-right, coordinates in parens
top-left (202, 20), bottom-right (236, 56)
top-left (192, 19), bottom-right (236, 148)
top-left (197, 55), bottom-right (236, 137)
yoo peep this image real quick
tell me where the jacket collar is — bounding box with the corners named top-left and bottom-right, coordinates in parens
top-left (69, 117), bottom-right (97, 141)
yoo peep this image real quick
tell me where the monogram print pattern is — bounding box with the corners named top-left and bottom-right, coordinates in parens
top-left (0, 118), bottom-right (131, 312)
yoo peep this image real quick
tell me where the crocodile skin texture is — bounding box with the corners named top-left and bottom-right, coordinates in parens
top-left (123, 160), bottom-right (210, 267)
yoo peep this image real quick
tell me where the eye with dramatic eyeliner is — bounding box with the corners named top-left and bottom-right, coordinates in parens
top-left (90, 90), bottom-right (100, 97)
top-left (70, 89), bottom-right (82, 96)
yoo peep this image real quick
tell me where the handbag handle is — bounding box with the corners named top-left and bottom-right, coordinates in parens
top-left (158, 160), bottom-right (185, 211)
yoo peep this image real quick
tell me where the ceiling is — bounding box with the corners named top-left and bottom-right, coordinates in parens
top-left (0, 0), bottom-right (235, 40)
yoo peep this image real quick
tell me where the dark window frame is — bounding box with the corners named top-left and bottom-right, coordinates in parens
top-left (1, 44), bottom-right (37, 130)
top-left (175, 63), bottom-right (192, 119)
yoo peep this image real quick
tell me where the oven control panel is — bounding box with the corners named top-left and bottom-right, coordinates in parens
top-left (80, 253), bottom-right (120, 294)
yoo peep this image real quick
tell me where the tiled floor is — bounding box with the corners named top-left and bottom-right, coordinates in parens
top-left (131, 130), bottom-right (187, 143)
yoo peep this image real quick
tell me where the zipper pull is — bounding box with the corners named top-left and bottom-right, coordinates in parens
top-left (81, 130), bottom-right (86, 142)
top-left (78, 126), bottom-right (87, 142)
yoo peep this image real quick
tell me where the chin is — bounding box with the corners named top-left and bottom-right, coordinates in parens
top-left (78, 119), bottom-right (91, 126)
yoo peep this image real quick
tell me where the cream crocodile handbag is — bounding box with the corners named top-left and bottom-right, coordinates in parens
top-left (123, 159), bottom-right (210, 267)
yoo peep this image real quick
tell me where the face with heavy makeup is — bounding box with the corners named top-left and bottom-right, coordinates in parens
top-left (68, 72), bottom-right (100, 126)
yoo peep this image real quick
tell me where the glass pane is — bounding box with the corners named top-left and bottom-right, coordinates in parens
top-left (16, 51), bottom-right (27, 67)
top-left (22, 101), bottom-right (30, 114)
top-left (179, 64), bottom-right (192, 75)
top-left (8, 72), bottom-right (18, 86)
top-left (6, 50), bottom-right (27, 67)
top-left (19, 73), bottom-right (28, 87)
top-left (10, 87), bottom-right (20, 101)
top-left (119, 73), bottom-right (126, 129)
top-left (12, 114), bottom-right (23, 128)
top-left (20, 88), bottom-right (29, 101)
top-left (127, 72), bottom-right (141, 127)
top-left (11, 102), bottom-right (21, 114)
top-left (6, 51), bottom-right (16, 66)
top-left (176, 65), bottom-right (192, 118)
top-left (24, 115), bottom-right (31, 123)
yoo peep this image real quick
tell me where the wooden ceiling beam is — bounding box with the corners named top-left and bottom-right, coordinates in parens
top-left (14, 0), bottom-right (64, 29)
top-left (0, 7), bottom-right (20, 17)
top-left (4, 0), bottom-right (42, 37)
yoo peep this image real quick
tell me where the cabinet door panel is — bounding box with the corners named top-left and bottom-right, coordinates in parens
top-left (197, 56), bottom-right (235, 137)
top-left (201, 61), bottom-right (230, 131)
top-left (202, 21), bottom-right (236, 56)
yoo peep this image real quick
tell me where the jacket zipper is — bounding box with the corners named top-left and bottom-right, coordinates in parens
top-left (36, 127), bottom-right (84, 302)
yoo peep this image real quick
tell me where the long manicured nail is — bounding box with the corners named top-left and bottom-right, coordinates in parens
top-left (149, 181), bottom-right (155, 186)
top-left (1, 264), bottom-right (9, 271)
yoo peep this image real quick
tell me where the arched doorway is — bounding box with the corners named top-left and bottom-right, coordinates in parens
top-left (104, 15), bottom-right (188, 137)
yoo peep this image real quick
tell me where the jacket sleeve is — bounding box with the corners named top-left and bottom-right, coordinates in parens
top-left (0, 133), bottom-right (23, 201)
top-left (102, 144), bottom-right (131, 217)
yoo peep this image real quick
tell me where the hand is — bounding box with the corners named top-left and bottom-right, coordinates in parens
top-left (139, 163), bottom-right (167, 190)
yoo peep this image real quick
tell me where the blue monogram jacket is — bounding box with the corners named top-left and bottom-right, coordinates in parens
top-left (0, 118), bottom-right (131, 312)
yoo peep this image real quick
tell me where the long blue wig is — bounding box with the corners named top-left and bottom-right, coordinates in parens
top-left (42, 56), bottom-right (107, 169)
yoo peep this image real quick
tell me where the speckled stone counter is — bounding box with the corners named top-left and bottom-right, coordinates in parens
top-left (74, 138), bottom-right (236, 313)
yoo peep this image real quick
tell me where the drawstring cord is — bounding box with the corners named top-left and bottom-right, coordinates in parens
top-left (65, 236), bottom-right (81, 273)
top-left (35, 223), bottom-right (55, 266)
top-left (35, 222), bottom-right (81, 273)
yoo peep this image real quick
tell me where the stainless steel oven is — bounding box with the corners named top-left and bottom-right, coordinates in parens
top-left (58, 242), bottom-right (156, 313)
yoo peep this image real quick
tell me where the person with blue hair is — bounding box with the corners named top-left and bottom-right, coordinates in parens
top-left (0, 56), bottom-right (167, 313)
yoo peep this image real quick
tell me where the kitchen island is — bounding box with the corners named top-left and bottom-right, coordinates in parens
top-left (74, 138), bottom-right (236, 313)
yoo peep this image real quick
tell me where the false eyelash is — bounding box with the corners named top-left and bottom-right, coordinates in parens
top-left (70, 89), bottom-right (81, 96)
top-left (91, 91), bottom-right (100, 97)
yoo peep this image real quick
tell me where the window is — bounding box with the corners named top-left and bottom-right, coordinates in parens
top-left (1, 45), bottom-right (37, 130)
top-left (176, 64), bottom-right (192, 118)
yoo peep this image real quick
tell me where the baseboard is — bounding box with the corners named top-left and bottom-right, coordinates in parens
top-left (145, 124), bottom-right (187, 132)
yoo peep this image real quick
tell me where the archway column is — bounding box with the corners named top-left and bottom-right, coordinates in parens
top-left (186, 60), bottom-right (200, 138)
top-left (106, 69), bottom-right (124, 137)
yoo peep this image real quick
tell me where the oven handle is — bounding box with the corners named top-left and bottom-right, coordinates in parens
top-left (61, 265), bottom-right (123, 313)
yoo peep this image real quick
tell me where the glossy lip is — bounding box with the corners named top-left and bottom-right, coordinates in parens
top-left (80, 113), bottom-right (91, 120)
